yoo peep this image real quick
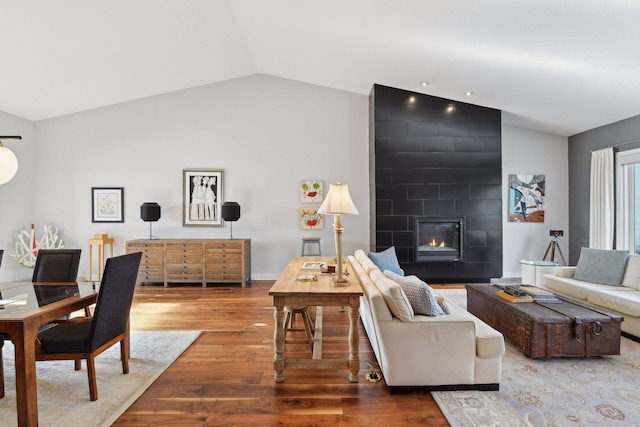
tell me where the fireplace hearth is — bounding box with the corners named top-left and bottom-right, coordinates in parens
top-left (414, 217), bottom-right (464, 262)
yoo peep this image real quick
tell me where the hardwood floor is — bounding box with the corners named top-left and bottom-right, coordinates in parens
top-left (112, 281), bottom-right (450, 426)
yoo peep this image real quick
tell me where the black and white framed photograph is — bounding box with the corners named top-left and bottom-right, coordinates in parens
top-left (183, 169), bottom-right (223, 226)
top-left (91, 187), bottom-right (124, 223)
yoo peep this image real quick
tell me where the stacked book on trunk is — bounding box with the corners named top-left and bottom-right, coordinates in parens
top-left (496, 285), bottom-right (561, 303)
top-left (497, 285), bottom-right (534, 303)
top-left (519, 285), bottom-right (561, 303)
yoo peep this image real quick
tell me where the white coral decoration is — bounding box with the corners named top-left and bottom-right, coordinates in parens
top-left (11, 224), bottom-right (64, 268)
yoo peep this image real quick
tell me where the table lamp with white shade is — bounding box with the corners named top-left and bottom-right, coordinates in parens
top-left (317, 183), bottom-right (359, 286)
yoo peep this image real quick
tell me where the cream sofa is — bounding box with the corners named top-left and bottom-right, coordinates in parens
top-left (349, 250), bottom-right (505, 393)
top-left (541, 249), bottom-right (640, 339)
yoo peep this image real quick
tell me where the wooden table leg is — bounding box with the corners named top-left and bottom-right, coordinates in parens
top-left (11, 319), bottom-right (39, 426)
top-left (98, 244), bottom-right (104, 281)
top-left (347, 303), bottom-right (360, 383)
top-left (273, 301), bottom-right (286, 382)
top-left (88, 244), bottom-right (94, 282)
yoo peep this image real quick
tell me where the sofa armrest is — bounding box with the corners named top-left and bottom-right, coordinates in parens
top-left (555, 266), bottom-right (576, 278)
top-left (374, 317), bottom-right (477, 385)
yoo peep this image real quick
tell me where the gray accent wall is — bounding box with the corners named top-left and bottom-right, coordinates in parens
top-left (569, 115), bottom-right (640, 264)
top-left (371, 85), bottom-right (502, 282)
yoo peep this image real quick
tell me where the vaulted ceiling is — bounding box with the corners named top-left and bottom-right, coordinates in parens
top-left (2, 0), bottom-right (639, 136)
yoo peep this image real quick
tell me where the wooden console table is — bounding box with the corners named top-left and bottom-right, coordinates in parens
top-left (269, 257), bottom-right (363, 383)
top-left (126, 239), bottom-right (251, 287)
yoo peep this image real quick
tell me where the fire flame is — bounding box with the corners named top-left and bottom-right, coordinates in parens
top-left (427, 238), bottom-right (446, 248)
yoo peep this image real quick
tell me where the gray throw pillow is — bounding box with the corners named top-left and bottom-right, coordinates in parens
top-left (573, 248), bottom-right (629, 286)
top-left (383, 270), bottom-right (445, 316)
top-left (368, 247), bottom-right (404, 276)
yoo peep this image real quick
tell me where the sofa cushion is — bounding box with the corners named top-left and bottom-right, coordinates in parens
top-left (370, 269), bottom-right (413, 321)
top-left (354, 249), bottom-right (370, 265)
top-left (622, 255), bottom-right (640, 290)
top-left (360, 257), bottom-right (380, 274)
top-left (383, 270), bottom-right (445, 316)
top-left (587, 288), bottom-right (640, 317)
top-left (573, 248), bottom-right (628, 286)
top-left (368, 247), bottom-right (404, 276)
top-left (544, 275), bottom-right (635, 301)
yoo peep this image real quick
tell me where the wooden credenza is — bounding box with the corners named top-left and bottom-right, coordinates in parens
top-left (126, 239), bottom-right (251, 287)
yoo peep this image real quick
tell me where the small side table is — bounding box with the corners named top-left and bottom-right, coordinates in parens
top-left (89, 234), bottom-right (114, 282)
top-left (520, 259), bottom-right (559, 286)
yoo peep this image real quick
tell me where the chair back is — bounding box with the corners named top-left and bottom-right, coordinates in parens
top-left (32, 249), bottom-right (81, 282)
top-left (88, 252), bottom-right (141, 352)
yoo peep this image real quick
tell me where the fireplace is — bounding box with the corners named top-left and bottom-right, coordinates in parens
top-left (414, 217), bottom-right (464, 262)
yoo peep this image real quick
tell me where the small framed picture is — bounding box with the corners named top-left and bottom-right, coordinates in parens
top-left (300, 207), bottom-right (324, 229)
top-left (91, 187), bottom-right (124, 223)
top-left (300, 180), bottom-right (323, 203)
top-left (183, 169), bottom-right (224, 226)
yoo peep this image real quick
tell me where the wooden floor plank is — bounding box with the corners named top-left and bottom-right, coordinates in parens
top-left (113, 281), bottom-right (450, 426)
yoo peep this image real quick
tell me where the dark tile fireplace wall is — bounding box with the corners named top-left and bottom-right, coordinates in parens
top-left (370, 85), bottom-right (502, 283)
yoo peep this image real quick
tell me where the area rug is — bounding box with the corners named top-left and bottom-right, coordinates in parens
top-left (433, 288), bottom-right (640, 426)
top-left (0, 330), bottom-right (200, 427)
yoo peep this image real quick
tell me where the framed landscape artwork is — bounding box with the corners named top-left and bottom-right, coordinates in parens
top-left (183, 169), bottom-right (223, 226)
top-left (508, 174), bottom-right (545, 223)
top-left (91, 187), bottom-right (124, 223)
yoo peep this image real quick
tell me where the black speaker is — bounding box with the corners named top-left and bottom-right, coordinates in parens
top-left (140, 202), bottom-right (161, 222)
top-left (222, 202), bottom-right (241, 239)
top-left (221, 202), bottom-right (241, 221)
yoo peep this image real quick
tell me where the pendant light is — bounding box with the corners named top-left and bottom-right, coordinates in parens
top-left (0, 136), bottom-right (21, 185)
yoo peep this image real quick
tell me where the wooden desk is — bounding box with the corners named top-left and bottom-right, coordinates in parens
top-left (0, 281), bottom-right (99, 426)
top-left (269, 257), bottom-right (363, 383)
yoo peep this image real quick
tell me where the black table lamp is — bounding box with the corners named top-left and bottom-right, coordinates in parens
top-left (140, 202), bottom-right (161, 239)
top-left (221, 202), bottom-right (241, 239)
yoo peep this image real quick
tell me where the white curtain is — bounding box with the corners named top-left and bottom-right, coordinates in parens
top-left (590, 147), bottom-right (614, 249)
top-left (615, 162), bottom-right (633, 251)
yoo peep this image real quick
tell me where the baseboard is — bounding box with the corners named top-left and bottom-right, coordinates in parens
top-left (388, 383), bottom-right (499, 394)
top-left (491, 277), bottom-right (522, 284)
top-left (622, 331), bottom-right (640, 343)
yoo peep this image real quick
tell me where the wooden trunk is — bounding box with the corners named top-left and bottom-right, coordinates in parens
top-left (466, 284), bottom-right (622, 358)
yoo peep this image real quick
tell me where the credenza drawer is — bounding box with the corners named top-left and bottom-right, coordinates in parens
top-left (126, 239), bottom-right (250, 287)
top-left (136, 271), bottom-right (165, 282)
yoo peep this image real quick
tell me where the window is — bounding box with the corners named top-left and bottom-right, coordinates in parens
top-left (616, 148), bottom-right (640, 253)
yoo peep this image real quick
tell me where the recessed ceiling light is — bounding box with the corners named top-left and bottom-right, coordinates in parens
top-left (465, 91), bottom-right (474, 96)
top-left (420, 81), bottom-right (429, 87)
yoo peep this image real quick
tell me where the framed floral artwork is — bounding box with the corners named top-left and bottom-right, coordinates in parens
top-left (300, 207), bottom-right (324, 229)
top-left (183, 169), bottom-right (223, 226)
top-left (300, 180), bottom-right (323, 203)
top-left (91, 187), bottom-right (124, 223)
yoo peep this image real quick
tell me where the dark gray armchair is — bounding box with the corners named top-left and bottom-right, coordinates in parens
top-left (32, 249), bottom-right (81, 282)
top-left (35, 252), bottom-right (141, 401)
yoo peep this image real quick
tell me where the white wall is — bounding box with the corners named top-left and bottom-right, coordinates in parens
top-left (29, 74), bottom-right (369, 280)
top-left (501, 122), bottom-right (569, 277)
top-left (0, 112), bottom-right (36, 281)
